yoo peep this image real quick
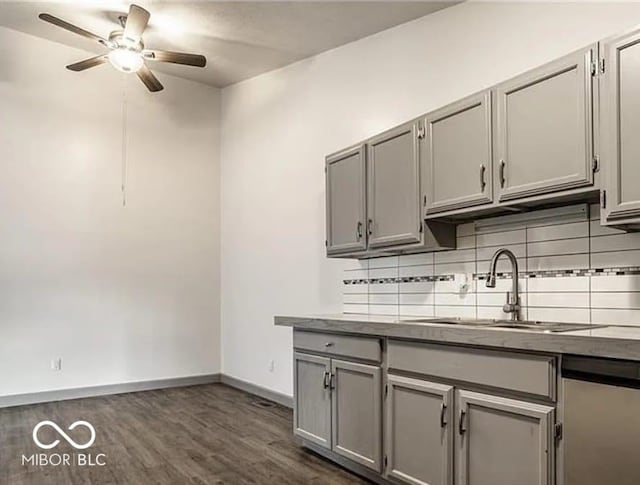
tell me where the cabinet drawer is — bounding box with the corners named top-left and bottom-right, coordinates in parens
top-left (388, 340), bottom-right (556, 400)
top-left (294, 330), bottom-right (381, 363)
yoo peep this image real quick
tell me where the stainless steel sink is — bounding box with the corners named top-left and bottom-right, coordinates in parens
top-left (488, 321), bottom-right (607, 332)
top-left (405, 317), bottom-right (499, 326)
top-left (405, 317), bottom-right (606, 333)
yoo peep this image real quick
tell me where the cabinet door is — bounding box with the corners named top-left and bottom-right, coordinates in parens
top-left (367, 122), bottom-right (422, 249)
top-left (293, 352), bottom-right (332, 448)
top-left (385, 375), bottom-right (454, 485)
top-left (456, 390), bottom-right (554, 485)
top-left (495, 45), bottom-right (597, 203)
top-left (326, 145), bottom-right (367, 255)
top-left (601, 29), bottom-right (640, 226)
top-left (331, 359), bottom-right (382, 471)
top-left (424, 91), bottom-right (493, 214)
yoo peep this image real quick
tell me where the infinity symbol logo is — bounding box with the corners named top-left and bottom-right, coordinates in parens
top-left (32, 421), bottom-right (96, 450)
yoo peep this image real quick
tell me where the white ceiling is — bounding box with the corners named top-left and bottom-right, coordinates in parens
top-left (0, 1), bottom-right (460, 87)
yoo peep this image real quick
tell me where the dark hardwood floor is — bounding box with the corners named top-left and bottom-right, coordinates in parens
top-left (0, 384), bottom-right (368, 484)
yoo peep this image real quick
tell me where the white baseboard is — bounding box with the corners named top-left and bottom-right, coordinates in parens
top-left (0, 373), bottom-right (294, 409)
top-left (0, 373), bottom-right (221, 408)
top-left (220, 374), bottom-right (293, 408)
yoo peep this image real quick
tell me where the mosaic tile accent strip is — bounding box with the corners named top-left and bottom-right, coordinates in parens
top-left (478, 267), bottom-right (640, 280)
top-left (344, 267), bottom-right (640, 285)
top-left (344, 275), bottom-right (454, 285)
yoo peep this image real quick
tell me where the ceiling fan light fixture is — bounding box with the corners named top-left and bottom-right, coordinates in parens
top-left (39, 4), bottom-right (207, 92)
top-left (108, 47), bottom-right (144, 73)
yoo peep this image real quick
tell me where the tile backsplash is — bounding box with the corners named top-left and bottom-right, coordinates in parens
top-left (342, 204), bottom-right (640, 326)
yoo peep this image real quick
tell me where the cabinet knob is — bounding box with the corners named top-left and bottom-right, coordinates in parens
top-left (324, 342), bottom-right (334, 348)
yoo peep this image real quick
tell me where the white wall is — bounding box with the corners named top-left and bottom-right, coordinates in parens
top-left (220, 1), bottom-right (640, 396)
top-left (0, 26), bottom-right (221, 397)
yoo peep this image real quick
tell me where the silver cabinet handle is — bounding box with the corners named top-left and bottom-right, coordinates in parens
top-left (367, 219), bottom-right (374, 236)
top-left (356, 221), bottom-right (363, 240)
top-left (499, 160), bottom-right (506, 188)
top-left (459, 409), bottom-right (467, 435)
top-left (329, 373), bottom-right (336, 390)
top-left (480, 164), bottom-right (486, 192)
top-left (440, 403), bottom-right (447, 428)
top-left (322, 371), bottom-right (330, 389)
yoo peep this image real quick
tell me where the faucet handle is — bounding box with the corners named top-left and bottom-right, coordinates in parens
top-left (503, 291), bottom-right (521, 317)
top-left (503, 291), bottom-right (512, 314)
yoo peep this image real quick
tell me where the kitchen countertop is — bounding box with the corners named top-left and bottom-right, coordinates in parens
top-left (275, 314), bottom-right (640, 361)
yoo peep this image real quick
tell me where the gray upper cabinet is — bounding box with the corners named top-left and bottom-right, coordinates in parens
top-left (293, 352), bottom-right (332, 449)
top-left (325, 145), bottom-right (367, 255)
top-left (601, 29), bottom-right (640, 228)
top-left (386, 375), bottom-right (454, 485)
top-left (324, 39), bottom-right (619, 254)
top-left (367, 122), bottom-right (423, 249)
top-left (456, 390), bottom-right (554, 485)
top-left (331, 359), bottom-right (382, 472)
top-left (495, 45), bottom-right (597, 203)
top-left (424, 91), bottom-right (493, 215)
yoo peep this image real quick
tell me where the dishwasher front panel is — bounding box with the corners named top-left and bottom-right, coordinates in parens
top-left (564, 377), bottom-right (640, 485)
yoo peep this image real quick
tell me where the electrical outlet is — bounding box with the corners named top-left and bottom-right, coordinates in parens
top-left (51, 358), bottom-right (62, 371)
top-left (269, 360), bottom-right (275, 372)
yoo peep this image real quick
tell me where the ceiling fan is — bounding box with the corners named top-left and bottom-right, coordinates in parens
top-left (39, 4), bottom-right (207, 92)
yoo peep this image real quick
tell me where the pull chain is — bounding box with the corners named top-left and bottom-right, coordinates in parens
top-left (121, 74), bottom-right (128, 207)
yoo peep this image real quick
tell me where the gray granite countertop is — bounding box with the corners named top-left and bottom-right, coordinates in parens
top-left (275, 314), bottom-right (640, 361)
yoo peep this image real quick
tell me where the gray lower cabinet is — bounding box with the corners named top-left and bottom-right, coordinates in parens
top-left (385, 375), bottom-right (453, 485)
top-left (424, 91), bottom-right (493, 215)
top-left (456, 390), bottom-right (555, 485)
top-left (293, 344), bottom-right (383, 473)
top-left (325, 145), bottom-right (368, 255)
top-left (367, 121), bottom-right (423, 249)
top-left (331, 359), bottom-right (382, 472)
top-left (293, 352), bottom-right (332, 448)
top-left (601, 28), bottom-right (640, 228)
top-left (495, 45), bottom-right (597, 203)
top-left (293, 335), bottom-right (559, 485)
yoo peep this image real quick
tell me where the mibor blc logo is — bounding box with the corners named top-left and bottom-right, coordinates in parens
top-left (33, 421), bottom-right (96, 450)
top-left (22, 420), bottom-right (107, 467)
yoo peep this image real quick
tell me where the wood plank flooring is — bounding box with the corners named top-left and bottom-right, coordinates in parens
top-left (0, 383), bottom-right (368, 484)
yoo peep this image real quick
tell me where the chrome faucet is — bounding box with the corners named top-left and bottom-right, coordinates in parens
top-left (486, 248), bottom-right (521, 321)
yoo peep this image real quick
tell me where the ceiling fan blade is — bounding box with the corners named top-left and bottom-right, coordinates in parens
top-left (123, 4), bottom-right (150, 42)
top-left (38, 13), bottom-right (107, 45)
top-left (144, 50), bottom-right (207, 68)
top-left (66, 55), bottom-right (107, 72)
top-left (137, 64), bottom-right (163, 92)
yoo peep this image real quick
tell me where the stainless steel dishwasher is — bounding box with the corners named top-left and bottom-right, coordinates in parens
top-left (562, 355), bottom-right (640, 485)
